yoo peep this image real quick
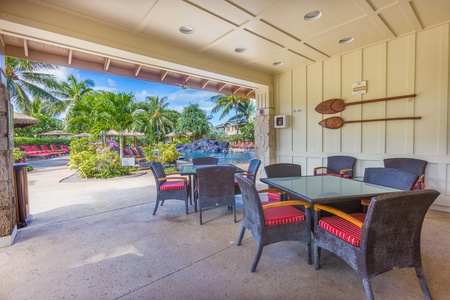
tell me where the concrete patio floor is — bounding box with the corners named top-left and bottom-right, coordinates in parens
top-left (0, 156), bottom-right (449, 299)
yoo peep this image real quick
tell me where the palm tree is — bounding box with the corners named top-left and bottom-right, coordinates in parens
top-left (5, 57), bottom-right (60, 113)
top-left (227, 99), bottom-right (256, 123)
top-left (209, 94), bottom-right (249, 134)
top-left (135, 96), bottom-right (176, 143)
top-left (67, 91), bottom-right (103, 135)
top-left (96, 91), bottom-right (138, 158)
top-left (53, 74), bottom-right (95, 130)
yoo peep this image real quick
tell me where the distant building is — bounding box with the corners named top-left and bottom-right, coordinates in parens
top-left (214, 118), bottom-right (247, 136)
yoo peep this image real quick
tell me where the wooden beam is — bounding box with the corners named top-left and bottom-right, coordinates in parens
top-left (23, 39), bottom-right (28, 57)
top-left (68, 49), bottom-right (73, 65)
top-left (134, 65), bottom-right (141, 77)
top-left (218, 83), bottom-right (227, 92)
top-left (232, 86), bottom-right (242, 94)
top-left (160, 70), bottom-right (168, 81)
top-left (104, 58), bottom-right (111, 71)
top-left (201, 80), bottom-right (210, 89)
top-left (245, 89), bottom-right (254, 97)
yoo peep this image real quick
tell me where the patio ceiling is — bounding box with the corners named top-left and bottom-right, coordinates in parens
top-left (1, 0), bottom-right (450, 98)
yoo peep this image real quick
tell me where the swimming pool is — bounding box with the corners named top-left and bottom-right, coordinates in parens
top-left (181, 150), bottom-right (254, 163)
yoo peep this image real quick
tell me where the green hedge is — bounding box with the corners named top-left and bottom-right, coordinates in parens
top-left (14, 137), bottom-right (72, 147)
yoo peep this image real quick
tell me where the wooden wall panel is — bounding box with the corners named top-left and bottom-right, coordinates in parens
top-left (361, 44), bottom-right (387, 154)
top-left (306, 63), bottom-right (323, 152)
top-left (277, 72), bottom-right (292, 152)
top-left (322, 57), bottom-right (341, 153)
top-left (385, 35), bottom-right (415, 154)
top-left (340, 51), bottom-right (361, 153)
top-left (415, 26), bottom-right (446, 155)
top-left (292, 67), bottom-right (307, 153)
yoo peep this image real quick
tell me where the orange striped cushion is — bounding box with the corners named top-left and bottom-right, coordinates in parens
top-left (264, 206), bottom-right (305, 226)
top-left (160, 180), bottom-right (186, 191)
top-left (319, 213), bottom-right (366, 247)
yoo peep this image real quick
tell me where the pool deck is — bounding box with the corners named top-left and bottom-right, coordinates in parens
top-left (1, 156), bottom-right (449, 299)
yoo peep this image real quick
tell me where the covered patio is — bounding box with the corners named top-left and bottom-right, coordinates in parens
top-left (1, 157), bottom-right (448, 299)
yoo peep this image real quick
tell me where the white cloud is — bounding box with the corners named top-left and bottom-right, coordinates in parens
top-left (107, 78), bottom-right (116, 87)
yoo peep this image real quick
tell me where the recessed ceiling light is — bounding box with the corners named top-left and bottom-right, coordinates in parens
top-left (273, 61), bottom-right (284, 66)
top-left (179, 25), bottom-right (195, 34)
top-left (234, 47), bottom-right (247, 53)
top-left (338, 37), bottom-right (355, 44)
top-left (303, 10), bottom-right (323, 21)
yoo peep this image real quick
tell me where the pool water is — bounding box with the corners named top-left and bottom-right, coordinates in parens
top-left (181, 150), bottom-right (254, 163)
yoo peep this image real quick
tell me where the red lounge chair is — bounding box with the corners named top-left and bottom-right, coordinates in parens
top-left (60, 145), bottom-right (70, 154)
top-left (50, 144), bottom-right (65, 155)
top-left (24, 146), bottom-right (51, 159)
top-left (40, 145), bottom-right (61, 157)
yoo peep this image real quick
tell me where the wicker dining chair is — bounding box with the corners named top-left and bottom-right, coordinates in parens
top-left (149, 162), bottom-right (191, 215)
top-left (191, 157), bottom-right (219, 165)
top-left (383, 158), bottom-right (428, 189)
top-left (235, 158), bottom-right (261, 195)
top-left (235, 174), bottom-right (312, 272)
top-left (313, 189), bottom-right (440, 300)
top-left (264, 163), bottom-right (302, 201)
top-left (195, 165), bottom-right (237, 225)
top-left (314, 155), bottom-right (356, 178)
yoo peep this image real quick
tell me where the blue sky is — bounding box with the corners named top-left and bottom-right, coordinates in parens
top-left (52, 67), bottom-right (232, 126)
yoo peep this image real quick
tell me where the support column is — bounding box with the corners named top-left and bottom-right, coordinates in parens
top-left (0, 44), bottom-right (17, 247)
top-left (254, 85), bottom-right (276, 177)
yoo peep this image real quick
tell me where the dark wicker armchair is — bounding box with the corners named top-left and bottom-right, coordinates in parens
top-left (235, 158), bottom-right (261, 195)
top-left (263, 163), bottom-right (302, 201)
top-left (384, 158), bottom-right (428, 189)
top-left (235, 174), bottom-right (311, 272)
top-left (149, 162), bottom-right (191, 215)
top-left (314, 155), bottom-right (356, 178)
top-left (191, 157), bottom-right (219, 165)
top-left (195, 165), bottom-right (237, 225)
top-left (313, 189), bottom-right (440, 300)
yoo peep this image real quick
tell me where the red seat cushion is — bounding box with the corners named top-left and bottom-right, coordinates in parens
top-left (160, 180), bottom-right (186, 191)
top-left (319, 212), bottom-right (366, 246)
top-left (267, 192), bottom-right (281, 201)
top-left (131, 148), bottom-right (140, 156)
top-left (264, 205), bottom-right (305, 226)
top-left (316, 173), bottom-right (351, 179)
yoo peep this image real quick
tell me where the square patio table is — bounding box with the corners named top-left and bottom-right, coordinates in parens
top-left (260, 175), bottom-right (402, 206)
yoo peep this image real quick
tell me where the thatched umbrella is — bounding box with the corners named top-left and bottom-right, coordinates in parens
top-left (13, 112), bottom-right (40, 128)
top-left (73, 132), bottom-right (91, 138)
top-left (40, 130), bottom-right (73, 137)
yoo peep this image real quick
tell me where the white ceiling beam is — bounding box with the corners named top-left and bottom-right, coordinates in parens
top-left (23, 39), bottom-right (28, 57)
top-left (104, 58), bottom-right (111, 71)
top-left (201, 80), bottom-right (210, 89)
top-left (160, 70), bottom-right (168, 81)
top-left (134, 65), bottom-right (142, 76)
top-left (68, 49), bottom-right (73, 65)
top-left (397, 0), bottom-right (423, 32)
top-left (352, 0), bottom-right (396, 38)
top-left (232, 86), bottom-right (242, 94)
top-left (218, 83), bottom-right (227, 92)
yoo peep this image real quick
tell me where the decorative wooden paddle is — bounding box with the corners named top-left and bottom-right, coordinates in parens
top-left (315, 94), bottom-right (416, 114)
top-left (319, 116), bottom-right (422, 129)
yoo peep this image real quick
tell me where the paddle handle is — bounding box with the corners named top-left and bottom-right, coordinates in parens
top-left (344, 94), bottom-right (416, 107)
top-left (345, 116), bottom-right (422, 124)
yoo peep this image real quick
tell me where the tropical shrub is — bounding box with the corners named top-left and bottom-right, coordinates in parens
top-left (13, 148), bottom-right (25, 162)
top-left (68, 138), bottom-right (132, 179)
top-left (143, 142), bottom-right (180, 165)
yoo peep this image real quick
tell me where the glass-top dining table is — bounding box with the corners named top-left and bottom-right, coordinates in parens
top-left (180, 164), bottom-right (245, 200)
top-left (260, 175), bottom-right (402, 205)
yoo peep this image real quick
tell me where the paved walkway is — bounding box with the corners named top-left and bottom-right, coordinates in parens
top-left (0, 156), bottom-right (449, 299)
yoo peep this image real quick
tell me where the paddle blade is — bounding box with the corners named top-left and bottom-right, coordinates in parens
top-left (318, 117), bottom-right (344, 129)
top-left (315, 99), bottom-right (345, 114)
